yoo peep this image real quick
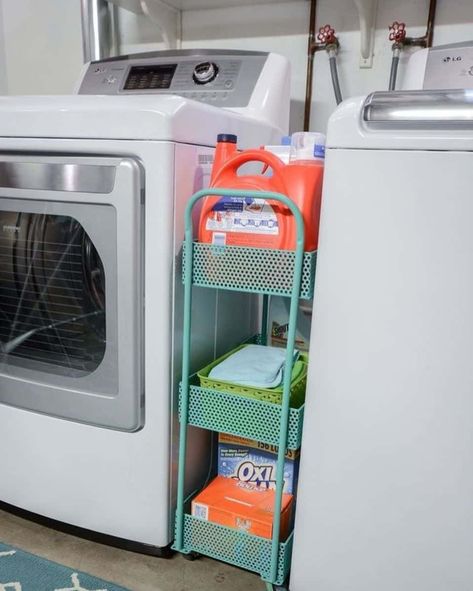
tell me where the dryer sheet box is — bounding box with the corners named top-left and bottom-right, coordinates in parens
top-left (218, 433), bottom-right (299, 494)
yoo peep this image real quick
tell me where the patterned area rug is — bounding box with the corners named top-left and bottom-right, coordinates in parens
top-left (0, 542), bottom-right (130, 591)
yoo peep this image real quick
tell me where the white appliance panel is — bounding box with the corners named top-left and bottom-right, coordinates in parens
top-left (291, 147), bottom-right (473, 591)
top-left (0, 140), bottom-right (173, 545)
top-left (0, 136), bottom-right (257, 546)
top-left (402, 41), bottom-right (473, 91)
top-left (0, 48), bottom-right (289, 550)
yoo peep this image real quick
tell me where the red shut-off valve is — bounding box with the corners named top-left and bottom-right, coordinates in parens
top-left (389, 21), bottom-right (407, 44)
top-left (317, 24), bottom-right (338, 46)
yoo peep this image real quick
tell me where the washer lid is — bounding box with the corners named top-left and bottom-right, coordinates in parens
top-left (327, 91), bottom-right (473, 151)
top-left (363, 90), bottom-right (473, 128)
top-left (0, 94), bottom-right (275, 144)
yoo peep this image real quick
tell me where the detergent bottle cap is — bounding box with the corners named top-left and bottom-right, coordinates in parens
top-left (281, 135), bottom-right (292, 146)
top-left (313, 143), bottom-right (326, 159)
top-left (217, 133), bottom-right (237, 143)
top-left (290, 131), bottom-right (326, 162)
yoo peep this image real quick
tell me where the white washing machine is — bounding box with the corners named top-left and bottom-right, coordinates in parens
top-left (0, 49), bottom-right (289, 553)
top-left (291, 43), bottom-right (473, 590)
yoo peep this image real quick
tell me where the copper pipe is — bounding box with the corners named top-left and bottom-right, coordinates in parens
top-left (304, 1), bottom-right (338, 130)
top-left (403, 0), bottom-right (437, 48)
top-left (304, 0), bottom-right (317, 131)
top-left (426, 0), bottom-right (437, 47)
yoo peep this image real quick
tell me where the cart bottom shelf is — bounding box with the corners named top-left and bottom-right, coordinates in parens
top-left (173, 514), bottom-right (292, 585)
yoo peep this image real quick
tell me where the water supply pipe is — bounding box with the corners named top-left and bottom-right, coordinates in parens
top-left (304, 0), bottom-right (318, 131)
top-left (389, 46), bottom-right (401, 90)
top-left (387, 0), bottom-right (437, 90)
top-left (329, 50), bottom-right (343, 105)
top-left (304, 5), bottom-right (342, 130)
top-left (318, 25), bottom-right (343, 106)
top-left (388, 21), bottom-right (406, 90)
top-left (403, 0), bottom-right (437, 48)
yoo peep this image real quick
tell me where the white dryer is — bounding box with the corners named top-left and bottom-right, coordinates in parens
top-left (291, 45), bottom-right (473, 590)
top-left (0, 49), bottom-right (289, 553)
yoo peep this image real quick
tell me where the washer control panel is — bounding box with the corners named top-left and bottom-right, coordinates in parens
top-left (78, 50), bottom-right (268, 108)
top-left (193, 62), bottom-right (219, 85)
top-left (424, 42), bottom-right (473, 90)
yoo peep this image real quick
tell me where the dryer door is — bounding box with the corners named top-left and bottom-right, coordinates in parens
top-left (0, 156), bottom-right (143, 430)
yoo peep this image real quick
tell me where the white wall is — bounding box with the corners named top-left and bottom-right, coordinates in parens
top-left (0, 0), bottom-right (83, 95)
top-left (1, 0), bottom-right (473, 131)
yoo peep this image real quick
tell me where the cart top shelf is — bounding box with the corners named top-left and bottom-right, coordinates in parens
top-left (183, 243), bottom-right (316, 299)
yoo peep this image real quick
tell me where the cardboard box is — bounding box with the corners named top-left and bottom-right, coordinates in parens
top-left (218, 433), bottom-right (299, 494)
top-left (191, 476), bottom-right (293, 540)
top-left (270, 296), bottom-right (312, 351)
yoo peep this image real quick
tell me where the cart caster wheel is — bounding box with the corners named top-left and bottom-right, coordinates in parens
top-left (183, 551), bottom-right (201, 561)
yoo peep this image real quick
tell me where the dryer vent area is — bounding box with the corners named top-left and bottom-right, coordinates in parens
top-left (0, 212), bottom-right (106, 377)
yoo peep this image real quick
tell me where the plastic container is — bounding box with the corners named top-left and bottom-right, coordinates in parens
top-left (264, 135), bottom-right (292, 164)
top-left (198, 134), bottom-right (324, 250)
top-left (289, 131), bottom-right (325, 162)
top-left (197, 343), bottom-right (308, 407)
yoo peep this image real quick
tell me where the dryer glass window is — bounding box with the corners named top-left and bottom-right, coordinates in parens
top-left (0, 212), bottom-right (106, 376)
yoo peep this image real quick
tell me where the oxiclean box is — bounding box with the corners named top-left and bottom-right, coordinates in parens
top-left (218, 433), bottom-right (299, 494)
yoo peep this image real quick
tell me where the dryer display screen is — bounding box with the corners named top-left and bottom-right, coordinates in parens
top-left (124, 64), bottom-right (177, 90)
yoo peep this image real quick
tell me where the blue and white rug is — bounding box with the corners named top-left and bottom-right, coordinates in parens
top-left (0, 542), bottom-right (130, 591)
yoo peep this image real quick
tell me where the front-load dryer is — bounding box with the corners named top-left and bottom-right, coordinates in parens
top-left (0, 49), bottom-right (290, 552)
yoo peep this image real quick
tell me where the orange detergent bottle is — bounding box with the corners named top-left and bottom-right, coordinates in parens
top-left (198, 133), bottom-right (325, 251)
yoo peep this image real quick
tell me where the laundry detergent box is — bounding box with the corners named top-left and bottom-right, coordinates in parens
top-left (191, 475), bottom-right (293, 540)
top-left (218, 433), bottom-right (299, 494)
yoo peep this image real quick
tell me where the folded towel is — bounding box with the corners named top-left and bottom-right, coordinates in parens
top-left (208, 345), bottom-right (299, 389)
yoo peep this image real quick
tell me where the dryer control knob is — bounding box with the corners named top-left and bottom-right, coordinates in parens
top-left (193, 62), bottom-right (219, 85)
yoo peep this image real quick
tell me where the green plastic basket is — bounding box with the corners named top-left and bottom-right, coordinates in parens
top-left (197, 344), bottom-right (308, 408)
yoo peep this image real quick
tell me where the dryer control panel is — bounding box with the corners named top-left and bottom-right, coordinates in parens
top-left (78, 49), bottom-right (268, 109)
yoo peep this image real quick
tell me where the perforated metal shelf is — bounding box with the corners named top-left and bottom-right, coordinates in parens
top-left (179, 382), bottom-right (304, 450)
top-left (175, 515), bottom-right (293, 585)
top-left (182, 243), bottom-right (316, 299)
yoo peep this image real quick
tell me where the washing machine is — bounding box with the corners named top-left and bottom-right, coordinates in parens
top-left (291, 42), bottom-right (473, 590)
top-left (0, 49), bottom-right (289, 552)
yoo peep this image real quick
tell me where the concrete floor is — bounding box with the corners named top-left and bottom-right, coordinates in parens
top-left (0, 509), bottom-right (266, 591)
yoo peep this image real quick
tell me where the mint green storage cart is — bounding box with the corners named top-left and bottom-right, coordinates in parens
top-left (172, 188), bottom-right (316, 590)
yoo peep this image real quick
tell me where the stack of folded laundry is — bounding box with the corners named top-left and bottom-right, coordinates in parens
top-left (208, 344), bottom-right (299, 389)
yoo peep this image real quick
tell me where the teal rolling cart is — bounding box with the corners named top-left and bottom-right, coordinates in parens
top-left (172, 188), bottom-right (316, 590)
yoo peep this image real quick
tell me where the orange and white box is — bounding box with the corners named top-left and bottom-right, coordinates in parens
top-left (191, 475), bottom-right (293, 540)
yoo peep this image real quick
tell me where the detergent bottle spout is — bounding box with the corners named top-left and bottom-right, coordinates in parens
top-left (212, 134), bottom-right (238, 181)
